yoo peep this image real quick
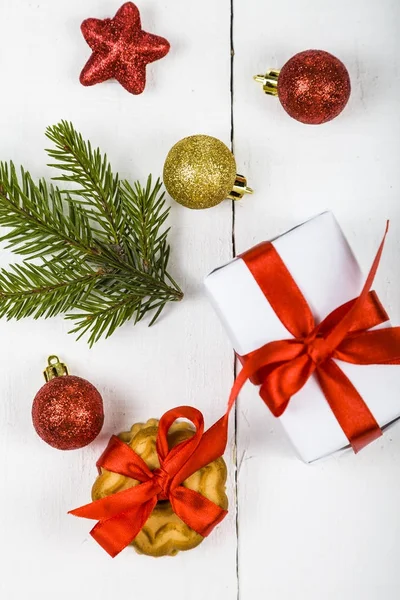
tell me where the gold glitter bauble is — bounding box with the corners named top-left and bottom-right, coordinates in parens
top-left (163, 135), bottom-right (237, 209)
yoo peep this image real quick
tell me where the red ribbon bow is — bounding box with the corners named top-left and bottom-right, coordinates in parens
top-left (226, 224), bottom-right (400, 452)
top-left (70, 407), bottom-right (228, 557)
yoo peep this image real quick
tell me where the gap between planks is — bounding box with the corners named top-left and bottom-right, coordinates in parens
top-left (230, 0), bottom-right (240, 599)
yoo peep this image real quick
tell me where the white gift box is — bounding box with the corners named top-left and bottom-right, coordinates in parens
top-left (205, 212), bottom-right (400, 462)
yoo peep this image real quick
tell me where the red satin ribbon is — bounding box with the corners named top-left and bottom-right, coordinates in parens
top-left (71, 225), bottom-right (400, 557)
top-left (226, 223), bottom-right (400, 452)
top-left (70, 406), bottom-right (228, 557)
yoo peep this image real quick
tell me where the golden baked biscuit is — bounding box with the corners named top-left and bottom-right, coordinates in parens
top-left (91, 418), bottom-right (228, 557)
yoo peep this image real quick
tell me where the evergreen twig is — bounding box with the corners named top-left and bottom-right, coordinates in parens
top-left (0, 122), bottom-right (183, 345)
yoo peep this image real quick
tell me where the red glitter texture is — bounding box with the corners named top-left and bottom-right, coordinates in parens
top-left (277, 50), bottom-right (351, 125)
top-left (32, 376), bottom-right (104, 451)
top-left (80, 2), bottom-right (170, 95)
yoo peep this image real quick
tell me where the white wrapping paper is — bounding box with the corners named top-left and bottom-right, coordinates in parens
top-left (205, 212), bottom-right (400, 462)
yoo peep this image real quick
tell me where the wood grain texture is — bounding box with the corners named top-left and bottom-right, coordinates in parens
top-left (232, 0), bottom-right (400, 598)
top-left (1, 1), bottom-right (400, 599)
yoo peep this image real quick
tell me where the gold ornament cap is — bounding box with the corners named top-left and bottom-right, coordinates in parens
top-left (44, 355), bottom-right (69, 382)
top-left (163, 135), bottom-right (253, 210)
top-left (254, 69), bottom-right (280, 96)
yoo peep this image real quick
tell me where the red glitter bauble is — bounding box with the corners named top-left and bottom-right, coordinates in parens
top-left (32, 376), bottom-right (104, 450)
top-left (277, 50), bottom-right (351, 125)
top-left (80, 2), bottom-right (170, 95)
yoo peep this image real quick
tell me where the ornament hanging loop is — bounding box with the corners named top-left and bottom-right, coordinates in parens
top-left (254, 69), bottom-right (280, 96)
top-left (228, 175), bottom-right (254, 200)
top-left (44, 356), bottom-right (69, 382)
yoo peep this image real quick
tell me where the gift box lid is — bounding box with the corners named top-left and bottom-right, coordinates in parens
top-left (205, 212), bottom-right (400, 462)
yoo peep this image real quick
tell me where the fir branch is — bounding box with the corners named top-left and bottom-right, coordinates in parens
top-left (0, 259), bottom-right (103, 320)
top-left (66, 265), bottom-right (181, 346)
top-left (0, 122), bottom-right (183, 344)
top-left (67, 291), bottom-right (162, 347)
top-left (45, 121), bottom-right (122, 243)
top-left (119, 177), bottom-right (171, 273)
top-left (0, 163), bottom-right (96, 259)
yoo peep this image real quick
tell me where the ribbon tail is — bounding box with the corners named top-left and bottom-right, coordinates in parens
top-left (317, 360), bottom-right (382, 453)
top-left (323, 223), bottom-right (389, 353)
top-left (170, 487), bottom-right (228, 537)
top-left (90, 497), bottom-right (157, 558)
top-left (173, 415), bottom-right (229, 485)
top-left (69, 480), bottom-right (157, 520)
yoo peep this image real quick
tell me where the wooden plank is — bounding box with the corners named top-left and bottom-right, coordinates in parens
top-left (232, 0), bottom-right (400, 598)
top-left (0, 1), bottom-right (237, 598)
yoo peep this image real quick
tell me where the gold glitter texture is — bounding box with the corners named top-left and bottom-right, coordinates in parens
top-left (277, 49), bottom-right (351, 125)
top-left (163, 135), bottom-right (237, 209)
top-left (32, 375), bottom-right (104, 450)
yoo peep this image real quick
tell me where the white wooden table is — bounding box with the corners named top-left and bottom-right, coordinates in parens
top-left (0, 1), bottom-right (400, 598)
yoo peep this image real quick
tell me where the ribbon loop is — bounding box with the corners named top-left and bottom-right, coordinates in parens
top-left (156, 406), bottom-right (204, 459)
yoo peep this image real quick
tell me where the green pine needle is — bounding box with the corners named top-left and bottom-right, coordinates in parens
top-left (0, 121), bottom-right (183, 345)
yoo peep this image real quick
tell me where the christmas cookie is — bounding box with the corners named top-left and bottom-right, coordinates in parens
top-left (91, 418), bottom-right (228, 557)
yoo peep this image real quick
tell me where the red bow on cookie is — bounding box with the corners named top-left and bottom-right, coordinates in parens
top-left (70, 407), bottom-right (228, 557)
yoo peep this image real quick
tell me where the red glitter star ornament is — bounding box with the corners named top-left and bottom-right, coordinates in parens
top-left (80, 2), bottom-right (170, 95)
